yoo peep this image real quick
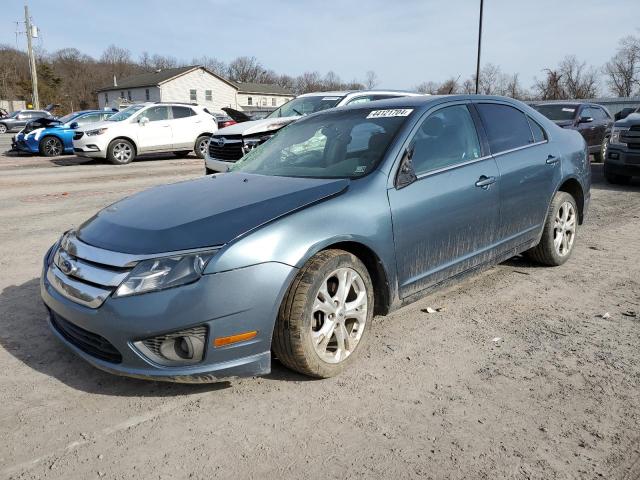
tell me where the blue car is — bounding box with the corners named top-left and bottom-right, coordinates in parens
top-left (41, 95), bottom-right (590, 382)
top-left (13, 110), bottom-right (115, 157)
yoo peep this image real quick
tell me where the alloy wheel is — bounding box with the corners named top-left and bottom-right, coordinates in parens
top-left (44, 138), bottom-right (62, 156)
top-left (311, 267), bottom-right (368, 364)
top-left (553, 201), bottom-right (576, 256)
top-left (113, 142), bottom-right (132, 163)
top-left (0, 124), bottom-right (6, 134)
top-left (198, 138), bottom-right (209, 156)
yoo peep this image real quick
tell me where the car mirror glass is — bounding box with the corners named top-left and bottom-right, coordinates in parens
top-left (138, 116), bottom-right (149, 125)
top-left (579, 116), bottom-right (593, 124)
top-left (70, 122), bottom-right (79, 129)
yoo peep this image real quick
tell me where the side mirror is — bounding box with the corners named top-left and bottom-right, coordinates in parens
top-left (578, 116), bottom-right (593, 124)
top-left (138, 116), bottom-right (149, 126)
top-left (69, 122), bottom-right (79, 129)
top-left (395, 146), bottom-right (417, 189)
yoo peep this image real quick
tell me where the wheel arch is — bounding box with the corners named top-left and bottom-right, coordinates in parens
top-left (556, 177), bottom-right (585, 224)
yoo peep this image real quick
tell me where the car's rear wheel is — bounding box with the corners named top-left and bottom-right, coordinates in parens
top-left (194, 135), bottom-right (209, 159)
top-left (273, 249), bottom-right (373, 378)
top-left (39, 136), bottom-right (63, 157)
top-left (0, 123), bottom-right (7, 134)
top-left (603, 163), bottom-right (631, 185)
top-left (527, 191), bottom-right (578, 266)
top-left (107, 139), bottom-right (135, 165)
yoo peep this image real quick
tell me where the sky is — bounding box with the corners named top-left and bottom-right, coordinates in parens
top-left (2, 0), bottom-right (640, 90)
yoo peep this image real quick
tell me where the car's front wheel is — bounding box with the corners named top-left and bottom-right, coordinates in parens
top-left (0, 123), bottom-right (7, 134)
top-left (107, 139), bottom-right (135, 165)
top-left (527, 191), bottom-right (578, 266)
top-left (194, 135), bottom-right (209, 159)
top-left (595, 136), bottom-right (609, 163)
top-left (273, 249), bottom-right (373, 378)
top-left (39, 136), bottom-right (63, 157)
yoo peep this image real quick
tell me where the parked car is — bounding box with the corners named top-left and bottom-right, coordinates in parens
top-left (0, 109), bottom-right (55, 134)
top-left (41, 95), bottom-right (589, 382)
top-left (213, 112), bottom-right (237, 129)
top-left (614, 106), bottom-right (640, 121)
top-left (603, 111), bottom-right (640, 184)
top-left (204, 90), bottom-right (424, 174)
top-left (12, 110), bottom-right (116, 156)
top-left (533, 102), bottom-right (612, 161)
top-left (72, 102), bottom-right (217, 164)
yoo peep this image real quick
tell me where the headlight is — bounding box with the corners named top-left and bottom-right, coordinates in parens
top-left (610, 127), bottom-right (629, 145)
top-left (113, 251), bottom-right (217, 298)
top-left (86, 128), bottom-right (108, 136)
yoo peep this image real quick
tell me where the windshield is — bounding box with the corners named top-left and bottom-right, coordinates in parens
top-left (267, 95), bottom-right (345, 118)
top-left (7, 111), bottom-right (19, 119)
top-left (108, 105), bottom-right (145, 122)
top-left (231, 108), bottom-right (412, 179)
top-left (534, 104), bottom-right (578, 121)
top-left (58, 113), bottom-right (78, 124)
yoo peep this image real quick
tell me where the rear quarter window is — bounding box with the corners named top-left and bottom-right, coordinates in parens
top-left (527, 116), bottom-right (547, 143)
top-left (476, 103), bottom-right (533, 153)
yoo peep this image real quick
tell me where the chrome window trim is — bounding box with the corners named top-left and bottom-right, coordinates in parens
top-left (490, 140), bottom-right (548, 158)
top-left (61, 232), bottom-right (222, 268)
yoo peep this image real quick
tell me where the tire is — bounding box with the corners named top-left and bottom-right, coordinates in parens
top-left (593, 136), bottom-right (609, 162)
top-left (603, 163), bottom-right (631, 185)
top-left (273, 249), bottom-right (374, 378)
top-left (194, 135), bottom-right (209, 159)
top-left (526, 191), bottom-right (578, 266)
top-left (39, 136), bottom-right (64, 157)
top-left (106, 138), bottom-right (135, 165)
top-left (173, 150), bottom-right (191, 157)
top-left (0, 123), bottom-right (7, 134)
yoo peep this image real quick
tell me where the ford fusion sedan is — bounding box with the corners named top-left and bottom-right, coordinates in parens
top-left (72, 102), bottom-right (217, 164)
top-left (204, 90), bottom-right (423, 174)
top-left (41, 95), bottom-right (590, 383)
top-left (12, 110), bottom-right (115, 156)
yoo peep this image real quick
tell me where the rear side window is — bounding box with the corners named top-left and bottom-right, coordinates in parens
top-left (476, 104), bottom-right (533, 153)
top-left (172, 106), bottom-right (194, 119)
top-left (527, 116), bottom-right (546, 143)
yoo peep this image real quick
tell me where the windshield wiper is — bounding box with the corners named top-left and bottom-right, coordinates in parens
top-left (291, 108), bottom-right (302, 116)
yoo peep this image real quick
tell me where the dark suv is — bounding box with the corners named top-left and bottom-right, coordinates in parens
top-left (533, 102), bottom-right (613, 161)
top-left (604, 112), bottom-right (640, 184)
top-left (0, 110), bottom-right (54, 134)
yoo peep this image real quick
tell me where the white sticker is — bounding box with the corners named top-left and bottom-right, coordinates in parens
top-left (366, 109), bottom-right (414, 119)
top-left (322, 97), bottom-right (340, 101)
top-left (561, 108), bottom-right (575, 112)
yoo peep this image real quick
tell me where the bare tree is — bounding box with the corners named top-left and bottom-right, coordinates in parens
top-left (228, 56), bottom-right (266, 83)
top-left (559, 55), bottom-right (599, 98)
top-left (533, 69), bottom-right (565, 100)
top-left (100, 44), bottom-right (135, 78)
top-left (604, 35), bottom-right (640, 97)
top-left (295, 71), bottom-right (323, 94)
top-left (191, 55), bottom-right (227, 77)
top-left (414, 81), bottom-right (440, 94)
top-left (364, 70), bottom-right (379, 89)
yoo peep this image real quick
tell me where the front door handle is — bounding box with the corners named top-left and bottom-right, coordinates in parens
top-left (475, 175), bottom-right (496, 189)
top-left (546, 155), bottom-right (559, 165)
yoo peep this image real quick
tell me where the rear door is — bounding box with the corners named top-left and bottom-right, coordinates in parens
top-left (388, 102), bottom-right (501, 298)
top-left (474, 102), bottom-right (558, 253)
top-left (170, 106), bottom-right (197, 149)
top-left (136, 106), bottom-right (172, 152)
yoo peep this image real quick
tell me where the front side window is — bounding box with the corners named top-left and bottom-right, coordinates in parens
top-left (231, 108), bottom-right (410, 179)
top-left (411, 105), bottom-right (481, 175)
top-left (205, 90), bottom-right (212, 101)
top-left (142, 106), bottom-right (169, 122)
top-left (172, 106), bottom-right (194, 119)
top-left (580, 106), bottom-right (595, 120)
top-left (190, 89), bottom-right (197, 102)
top-left (476, 103), bottom-right (533, 153)
top-left (267, 95), bottom-right (345, 118)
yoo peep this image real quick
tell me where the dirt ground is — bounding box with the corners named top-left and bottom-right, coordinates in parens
top-left (0, 139), bottom-right (639, 480)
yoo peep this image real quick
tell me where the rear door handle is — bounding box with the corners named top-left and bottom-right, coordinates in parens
top-left (546, 155), bottom-right (559, 165)
top-left (475, 175), bottom-right (496, 189)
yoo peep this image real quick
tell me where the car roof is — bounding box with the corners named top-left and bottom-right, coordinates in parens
top-left (298, 89), bottom-right (422, 98)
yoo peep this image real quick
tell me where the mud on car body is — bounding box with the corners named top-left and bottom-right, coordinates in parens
top-left (41, 95), bottom-right (590, 382)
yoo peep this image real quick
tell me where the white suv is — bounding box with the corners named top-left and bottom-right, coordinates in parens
top-left (204, 90), bottom-right (424, 173)
top-left (73, 103), bottom-right (217, 164)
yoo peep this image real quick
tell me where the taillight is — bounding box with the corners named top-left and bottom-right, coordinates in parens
top-left (220, 120), bottom-right (237, 128)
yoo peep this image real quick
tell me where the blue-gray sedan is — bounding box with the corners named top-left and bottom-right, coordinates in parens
top-left (41, 95), bottom-right (590, 382)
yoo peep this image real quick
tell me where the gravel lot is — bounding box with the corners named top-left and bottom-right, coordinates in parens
top-left (0, 134), bottom-right (639, 480)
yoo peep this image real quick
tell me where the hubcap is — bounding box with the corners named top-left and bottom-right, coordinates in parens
top-left (553, 201), bottom-right (576, 256)
top-left (44, 138), bottom-right (62, 156)
top-left (199, 138), bottom-right (209, 154)
top-left (0, 125), bottom-right (6, 133)
top-left (113, 143), bottom-right (132, 162)
top-left (311, 267), bottom-right (368, 364)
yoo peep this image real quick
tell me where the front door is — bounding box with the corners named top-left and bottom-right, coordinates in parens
top-left (388, 103), bottom-right (501, 299)
top-left (136, 106), bottom-right (172, 152)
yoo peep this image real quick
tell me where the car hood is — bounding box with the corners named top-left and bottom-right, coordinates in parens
top-left (76, 120), bottom-right (113, 132)
top-left (76, 173), bottom-right (350, 254)
top-left (214, 116), bottom-right (299, 137)
top-left (614, 112), bottom-right (640, 127)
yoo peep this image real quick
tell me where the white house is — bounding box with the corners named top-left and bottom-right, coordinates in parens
top-left (97, 66), bottom-right (294, 113)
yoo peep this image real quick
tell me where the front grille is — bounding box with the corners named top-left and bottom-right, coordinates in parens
top-left (630, 125), bottom-right (640, 132)
top-left (208, 135), bottom-right (244, 161)
top-left (50, 312), bottom-right (122, 363)
top-left (73, 131), bottom-right (84, 140)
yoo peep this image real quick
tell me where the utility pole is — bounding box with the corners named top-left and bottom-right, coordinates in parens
top-left (475, 0), bottom-right (484, 95)
top-left (24, 4), bottom-right (39, 109)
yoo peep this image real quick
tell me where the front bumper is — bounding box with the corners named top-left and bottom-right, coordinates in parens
top-left (605, 145), bottom-right (640, 177)
top-left (73, 133), bottom-right (108, 158)
top-left (204, 151), bottom-right (235, 173)
top-left (41, 252), bottom-right (297, 383)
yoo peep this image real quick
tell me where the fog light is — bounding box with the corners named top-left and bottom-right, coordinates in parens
top-left (134, 326), bottom-right (207, 366)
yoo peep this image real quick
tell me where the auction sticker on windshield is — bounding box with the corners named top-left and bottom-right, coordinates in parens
top-left (366, 109), bottom-right (413, 119)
